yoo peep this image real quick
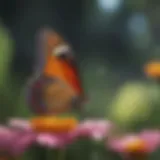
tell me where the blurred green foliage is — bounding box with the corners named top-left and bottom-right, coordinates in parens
top-left (0, 22), bottom-right (13, 88)
top-left (125, 0), bottom-right (147, 10)
top-left (0, 23), bottom-right (33, 122)
top-left (107, 80), bottom-right (160, 131)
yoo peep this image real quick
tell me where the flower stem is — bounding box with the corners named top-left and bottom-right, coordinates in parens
top-left (57, 149), bottom-right (66, 160)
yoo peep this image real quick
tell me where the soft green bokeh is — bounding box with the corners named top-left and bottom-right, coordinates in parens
top-left (15, 87), bottom-right (34, 118)
top-left (0, 22), bottom-right (16, 122)
top-left (107, 81), bottom-right (155, 129)
top-left (125, 0), bottom-right (147, 10)
top-left (0, 22), bottom-right (13, 88)
top-left (80, 57), bottom-right (113, 117)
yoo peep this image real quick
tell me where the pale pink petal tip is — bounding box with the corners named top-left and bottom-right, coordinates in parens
top-left (36, 134), bottom-right (62, 148)
top-left (73, 119), bottom-right (113, 140)
top-left (8, 118), bottom-right (32, 131)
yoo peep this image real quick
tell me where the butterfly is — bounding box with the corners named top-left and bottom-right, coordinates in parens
top-left (26, 28), bottom-right (86, 115)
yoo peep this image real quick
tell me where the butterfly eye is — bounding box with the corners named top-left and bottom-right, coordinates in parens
top-left (53, 45), bottom-right (71, 57)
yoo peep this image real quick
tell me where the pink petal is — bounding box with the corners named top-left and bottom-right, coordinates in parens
top-left (108, 138), bottom-right (125, 152)
top-left (0, 126), bottom-right (20, 150)
top-left (8, 118), bottom-right (32, 131)
top-left (36, 134), bottom-right (64, 148)
top-left (140, 130), bottom-right (160, 152)
top-left (73, 119), bottom-right (113, 140)
top-left (10, 133), bottom-right (36, 156)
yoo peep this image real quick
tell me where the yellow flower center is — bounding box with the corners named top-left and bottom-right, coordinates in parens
top-left (124, 138), bottom-right (147, 153)
top-left (30, 116), bottom-right (78, 133)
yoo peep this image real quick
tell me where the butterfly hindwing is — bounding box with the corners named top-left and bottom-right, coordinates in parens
top-left (27, 75), bottom-right (77, 114)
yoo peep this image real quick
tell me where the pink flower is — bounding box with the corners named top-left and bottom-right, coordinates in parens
top-left (8, 118), bottom-right (77, 149)
top-left (71, 119), bottom-right (113, 141)
top-left (107, 129), bottom-right (160, 159)
top-left (8, 118), bottom-right (114, 148)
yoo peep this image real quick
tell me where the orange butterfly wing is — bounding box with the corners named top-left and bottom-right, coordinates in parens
top-left (27, 28), bottom-right (86, 114)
